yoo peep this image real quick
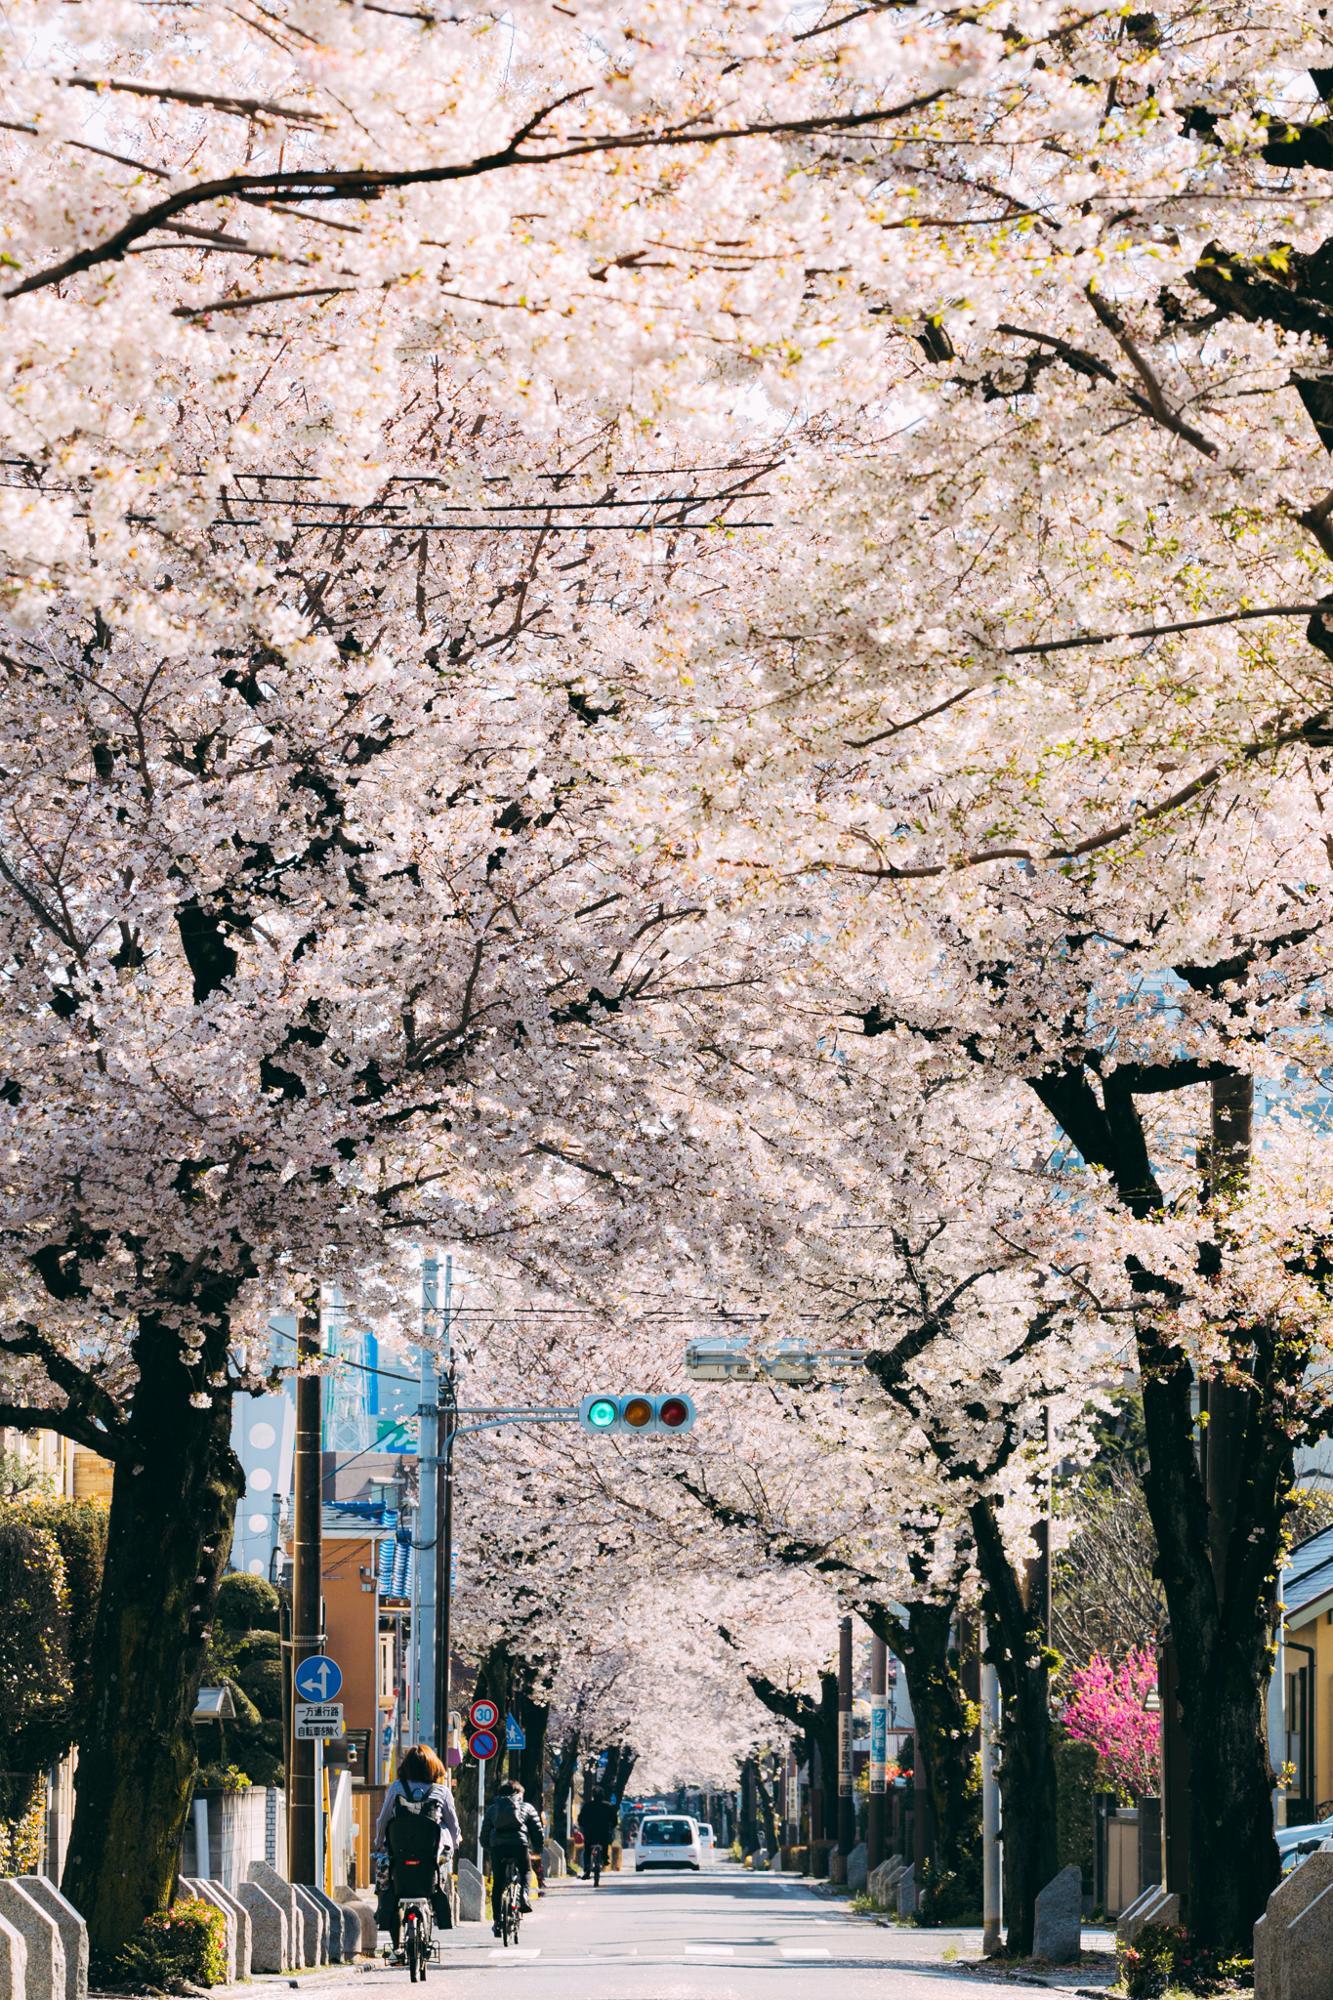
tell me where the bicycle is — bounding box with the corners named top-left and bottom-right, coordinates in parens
top-left (587, 1842), bottom-right (604, 1888)
top-left (497, 1854), bottom-right (525, 1947)
top-left (400, 1896), bottom-right (433, 1982)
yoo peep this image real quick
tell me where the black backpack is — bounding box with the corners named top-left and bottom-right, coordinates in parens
top-left (490, 1795), bottom-right (526, 1843)
top-left (388, 1790), bottom-right (444, 1896)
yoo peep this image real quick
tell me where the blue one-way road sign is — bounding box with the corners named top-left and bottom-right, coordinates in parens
top-left (294, 1654), bottom-right (343, 1702)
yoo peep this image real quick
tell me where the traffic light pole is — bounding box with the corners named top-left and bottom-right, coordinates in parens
top-left (414, 1397), bottom-right (697, 1770)
top-left (416, 1262), bottom-right (440, 1748)
top-left (436, 1392), bottom-right (454, 1745)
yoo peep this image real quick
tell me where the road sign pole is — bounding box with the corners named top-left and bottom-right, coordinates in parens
top-left (477, 1748), bottom-right (486, 1875)
top-left (314, 1737), bottom-right (324, 1892)
top-left (288, 1294), bottom-right (323, 1885)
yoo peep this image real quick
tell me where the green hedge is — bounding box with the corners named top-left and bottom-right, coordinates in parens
top-left (0, 1500), bottom-right (107, 1856)
top-left (1054, 1732), bottom-right (1098, 1891)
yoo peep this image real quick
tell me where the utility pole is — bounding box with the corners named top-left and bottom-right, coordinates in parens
top-left (867, 1632), bottom-right (888, 1870)
top-left (288, 1295), bottom-right (323, 1884)
top-left (416, 1257), bottom-right (440, 1749)
top-left (837, 1615), bottom-right (855, 1860)
top-left (434, 1254), bottom-right (456, 1757)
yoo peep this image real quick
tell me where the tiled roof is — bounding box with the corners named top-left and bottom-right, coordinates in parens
top-left (1283, 1525), bottom-right (1333, 1618)
top-left (322, 1498), bottom-right (392, 1534)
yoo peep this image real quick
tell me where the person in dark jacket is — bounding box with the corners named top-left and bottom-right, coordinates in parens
top-left (577, 1790), bottom-right (618, 1877)
top-left (480, 1780), bottom-right (543, 1932)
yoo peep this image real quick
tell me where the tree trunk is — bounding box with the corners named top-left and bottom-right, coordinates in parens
top-left (866, 1600), bottom-right (980, 1905)
top-left (517, 1688), bottom-right (548, 1815)
top-left (1179, 1640), bottom-right (1277, 1948)
top-left (1028, 1060), bottom-right (1300, 1949)
top-left (813, 1670), bottom-right (839, 1817)
top-left (62, 1361), bottom-right (242, 1965)
top-left (608, 1745), bottom-right (636, 1805)
top-left (754, 1757), bottom-right (780, 1855)
top-left (738, 1760), bottom-right (760, 1854)
top-left (1139, 1352), bottom-right (1285, 1949)
top-left (551, 1731), bottom-right (579, 1849)
top-left (972, 1497), bottom-right (1058, 1957)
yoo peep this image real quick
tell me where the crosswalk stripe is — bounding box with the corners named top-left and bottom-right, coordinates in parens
top-left (781, 1946), bottom-right (832, 1959)
top-left (685, 1944), bottom-right (735, 1956)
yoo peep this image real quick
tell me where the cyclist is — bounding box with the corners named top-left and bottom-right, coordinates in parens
top-left (577, 1788), bottom-right (618, 1881)
top-left (480, 1779), bottom-right (543, 1935)
top-left (372, 1743), bottom-right (461, 1951)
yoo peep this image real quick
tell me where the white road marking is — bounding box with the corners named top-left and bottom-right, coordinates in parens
top-left (780, 1945), bottom-right (832, 1959)
top-left (488, 1947), bottom-right (541, 1959)
top-left (685, 1944), bottom-right (735, 1956)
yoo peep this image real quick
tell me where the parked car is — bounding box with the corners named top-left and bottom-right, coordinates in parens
top-left (697, 1821), bottom-right (716, 1855)
top-left (634, 1814), bottom-right (704, 1872)
top-left (1277, 1823), bottom-right (1333, 1875)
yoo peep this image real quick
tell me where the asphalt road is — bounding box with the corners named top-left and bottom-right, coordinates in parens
top-left (348, 1861), bottom-right (1016, 1998)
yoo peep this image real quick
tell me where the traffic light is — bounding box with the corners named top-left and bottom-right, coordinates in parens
top-left (577, 1393), bottom-right (696, 1436)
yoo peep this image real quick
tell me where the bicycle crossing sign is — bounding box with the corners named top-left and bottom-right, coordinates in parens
top-left (505, 1714), bottom-right (526, 1749)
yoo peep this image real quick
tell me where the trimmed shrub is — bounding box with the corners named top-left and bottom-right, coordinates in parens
top-left (113, 1899), bottom-right (228, 1992)
top-left (196, 1761), bottom-right (252, 1794)
top-left (1118, 1922), bottom-right (1251, 1997)
top-left (918, 1857), bottom-right (982, 1926)
top-left (214, 1571), bottom-right (280, 1634)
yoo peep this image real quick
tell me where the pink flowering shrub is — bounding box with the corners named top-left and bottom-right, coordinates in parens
top-left (1062, 1649), bottom-right (1161, 1801)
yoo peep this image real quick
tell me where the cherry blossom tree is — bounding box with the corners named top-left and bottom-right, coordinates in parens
top-left (10, 0), bottom-right (1333, 1965)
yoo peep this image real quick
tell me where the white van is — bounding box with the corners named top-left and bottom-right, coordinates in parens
top-left (634, 1814), bottom-right (703, 1872)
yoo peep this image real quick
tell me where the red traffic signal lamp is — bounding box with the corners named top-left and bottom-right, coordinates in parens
top-left (578, 1393), bottom-right (696, 1436)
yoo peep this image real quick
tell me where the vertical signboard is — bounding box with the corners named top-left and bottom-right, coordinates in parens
top-left (869, 1693), bottom-right (888, 1794)
top-left (837, 1709), bottom-right (853, 1798)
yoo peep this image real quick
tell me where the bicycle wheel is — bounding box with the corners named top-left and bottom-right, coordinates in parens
top-left (405, 1919), bottom-right (422, 1982)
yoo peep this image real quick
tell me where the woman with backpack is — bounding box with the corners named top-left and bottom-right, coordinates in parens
top-left (373, 1743), bottom-right (461, 1949)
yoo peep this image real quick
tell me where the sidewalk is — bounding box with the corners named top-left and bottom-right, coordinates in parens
top-left (784, 1875), bottom-right (1119, 1997)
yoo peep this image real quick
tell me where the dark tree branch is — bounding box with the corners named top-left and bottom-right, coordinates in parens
top-left (3, 90), bottom-right (944, 302)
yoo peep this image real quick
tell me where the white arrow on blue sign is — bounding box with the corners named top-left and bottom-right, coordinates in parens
top-left (294, 1654), bottom-right (343, 1702)
top-left (505, 1714), bottom-right (526, 1749)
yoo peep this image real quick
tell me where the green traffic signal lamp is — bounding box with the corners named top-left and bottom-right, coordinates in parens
top-left (585, 1396), bottom-right (618, 1429)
